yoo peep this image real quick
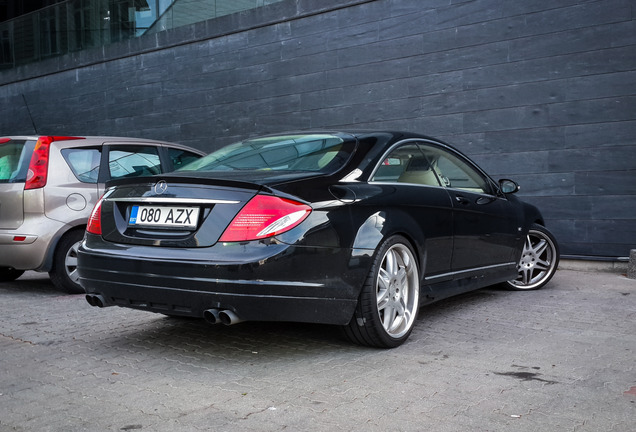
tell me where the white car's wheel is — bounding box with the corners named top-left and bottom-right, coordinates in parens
top-left (50, 230), bottom-right (85, 294)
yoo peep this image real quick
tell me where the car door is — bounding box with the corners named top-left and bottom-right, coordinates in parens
top-left (424, 143), bottom-right (520, 272)
top-left (369, 142), bottom-right (454, 278)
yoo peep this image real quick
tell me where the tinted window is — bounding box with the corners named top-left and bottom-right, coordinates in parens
top-left (0, 139), bottom-right (35, 183)
top-left (372, 144), bottom-right (441, 186)
top-left (109, 146), bottom-right (161, 179)
top-left (168, 148), bottom-right (202, 170)
top-left (371, 141), bottom-right (491, 193)
top-left (61, 148), bottom-right (101, 183)
top-left (180, 134), bottom-right (349, 173)
top-left (414, 145), bottom-right (490, 194)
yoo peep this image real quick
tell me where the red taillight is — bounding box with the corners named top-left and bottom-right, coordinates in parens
top-left (0, 137), bottom-right (11, 144)
top-left (219, 194), bottom-right (311, 242)
top-left (86, 198), bottom-right (103, 235)
top-left (25, 136), bottom-right (52, 190)
top-left (25, 136), bottom-right (84, 190)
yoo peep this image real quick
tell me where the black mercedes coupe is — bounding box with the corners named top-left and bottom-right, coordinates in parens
top-left (78, 131), bottom-right (559, 348)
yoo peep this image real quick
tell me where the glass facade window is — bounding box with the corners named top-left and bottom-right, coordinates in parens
top-left (0, 0), bottom-right (284, 70)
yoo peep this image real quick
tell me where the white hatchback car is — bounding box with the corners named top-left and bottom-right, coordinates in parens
top-left (0, 135), bottom-right (204, 293)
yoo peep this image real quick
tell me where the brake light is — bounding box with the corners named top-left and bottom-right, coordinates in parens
top-left (219, 194), bottom-right (311, 242)
top-left (25, 136), bottom-right (53, 190)
top-left (86, 198), bottom-right (103, 235)
top-left (24, 136), bottom-right (84, 190)
top-left (0, 138), bottom-right (10, 144)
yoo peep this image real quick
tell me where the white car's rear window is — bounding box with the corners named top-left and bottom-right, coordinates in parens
top-left (0, 139), bottom-right (35, 183)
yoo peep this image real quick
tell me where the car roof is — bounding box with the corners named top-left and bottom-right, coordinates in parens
top-left (247, 130), bottom-right (444, 145)
top-left (0, 135), bottom-right (205, 155)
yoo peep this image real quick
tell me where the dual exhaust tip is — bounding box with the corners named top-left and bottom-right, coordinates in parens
top-left (203, 308), bottom-right (243, 326)
top-left (86, 295), bottom-right (243, 326)
top-left (85, 294), bottom-right (106, 308)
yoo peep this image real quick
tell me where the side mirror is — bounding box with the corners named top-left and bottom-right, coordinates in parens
top-left (499, 179), bottom-right (520, 194)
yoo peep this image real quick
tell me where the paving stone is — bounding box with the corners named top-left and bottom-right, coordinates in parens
top-left (0, 270), bottom-right (635, 431)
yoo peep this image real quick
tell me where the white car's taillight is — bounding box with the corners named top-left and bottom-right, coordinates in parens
top-left (25, 136), bottom-right (85, 190)
top-left (24, 136), bottom-right (52, 190)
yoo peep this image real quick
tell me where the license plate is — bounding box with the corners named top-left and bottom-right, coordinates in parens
top-left (129, 205), bottom-right (199, 228)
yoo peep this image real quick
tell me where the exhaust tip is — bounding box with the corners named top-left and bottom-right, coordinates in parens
top-left (219, 309), bottom-right (243, 326)
top-left (85, 294), bottom-right (105, 308)
top-left (203, 309), bottom-right (221, 325)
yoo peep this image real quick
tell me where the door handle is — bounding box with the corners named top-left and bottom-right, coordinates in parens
top-left (476, 196), bottom-right (496, 205)
top-left (455, 195), bottom-right (470, 204)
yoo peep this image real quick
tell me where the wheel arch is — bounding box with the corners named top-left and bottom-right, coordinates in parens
top-left (350, 209), bottom-right (427, 277)
top-left (40, 224), bottom-right (86, 272)
top-left (520, 201), bottom-right (545, 231)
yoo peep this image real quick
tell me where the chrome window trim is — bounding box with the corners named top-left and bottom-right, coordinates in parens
top-left (369, 138), bottom-right (499, 196)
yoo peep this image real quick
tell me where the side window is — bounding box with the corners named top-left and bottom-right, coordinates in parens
top-left (433, 151), bottom-right (490, 194)
top-left (168, 148), bottom-right (202, 170)
top-left (108, 145), bottom-right (161, 180)
top-left (371, 143), bottom-right (441, 187)
top-left (61, 148), bottom-right (101, 183)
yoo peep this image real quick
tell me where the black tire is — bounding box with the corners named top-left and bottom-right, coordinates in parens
top-left (343, 235), bottom-right (420, 348)
top-left (49, 229), bottom-right (85, 294)
top-left (0, 267), bottom-right (25, 282)
top-left (505, 224), bottom-right (559, 290)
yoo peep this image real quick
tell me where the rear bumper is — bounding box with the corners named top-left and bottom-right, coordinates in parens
top-left (0, 217), bottom-right (67, 271)
top-left (78, 234), bottom-right (371, 325)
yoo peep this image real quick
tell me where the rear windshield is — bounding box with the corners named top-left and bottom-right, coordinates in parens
top-left (0, 139), bottom-right (36, 183)
top-left (179, 134), bottom-right (352, 174)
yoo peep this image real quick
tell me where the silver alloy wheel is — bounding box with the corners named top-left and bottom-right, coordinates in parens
top-left (375, 243), bottom-right (419, 339)
top-left (64, 240), bottom-right (81, 283)
top-left (509, 228), bottom-right (558, 290)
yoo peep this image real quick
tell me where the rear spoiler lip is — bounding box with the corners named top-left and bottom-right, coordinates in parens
top-left (104, 169), bottom-right (331, 195)
top-left (105, 174), bottom-right (272, 194)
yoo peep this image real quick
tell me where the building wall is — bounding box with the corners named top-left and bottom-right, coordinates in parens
top-left (1, 0), bottom-right (635, 258)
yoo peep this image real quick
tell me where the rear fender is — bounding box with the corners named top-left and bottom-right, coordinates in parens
top-left (38, 225), bottom-right (85, 272)
top-left (350, 210), bottom-right (426, 276)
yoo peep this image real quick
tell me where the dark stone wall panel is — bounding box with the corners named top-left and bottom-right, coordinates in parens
top-left (463, 46), bottom-right (636, 90)
top-left (565, 120), bottom-right (636, 149)
top-left (575, 171), bottom-right (636, 196)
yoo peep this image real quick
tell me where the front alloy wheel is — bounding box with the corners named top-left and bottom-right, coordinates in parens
top-left (343, 236), bottom-right (420, 348)
top-left (506, 224), bottom-right (559, 290)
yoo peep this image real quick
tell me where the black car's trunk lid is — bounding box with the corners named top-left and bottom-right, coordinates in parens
top-left (100, 177), bottom-right (268, 247)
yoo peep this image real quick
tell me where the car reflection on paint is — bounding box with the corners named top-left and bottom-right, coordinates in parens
top-left (78, 131), bottom-right (559, 348)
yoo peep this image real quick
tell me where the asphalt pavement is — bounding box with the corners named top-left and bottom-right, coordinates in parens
top-left (1, 267), bottom-right (635, 432)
